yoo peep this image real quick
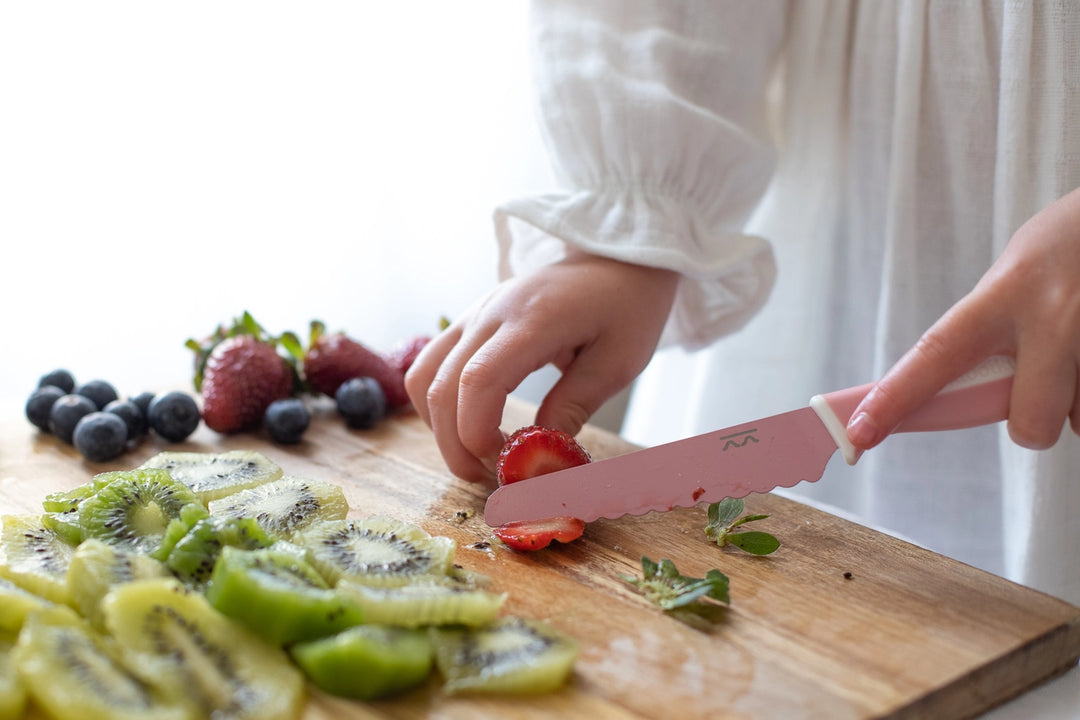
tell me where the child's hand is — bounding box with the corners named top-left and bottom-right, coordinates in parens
top-left (848, 186), bottom-right (1080, 452)
top-left (406, 250), bottom-right (679, 483)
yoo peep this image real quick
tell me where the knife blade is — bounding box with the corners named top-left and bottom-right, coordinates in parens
top-left (484, 356), bottom-right (1016, 526)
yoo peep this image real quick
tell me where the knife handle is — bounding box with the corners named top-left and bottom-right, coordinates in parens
top-left (810, 355), bottom-right (1016, 465)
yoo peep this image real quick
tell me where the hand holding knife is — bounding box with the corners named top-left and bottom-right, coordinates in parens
top-left (484, 356), bottom-right (1016, 526)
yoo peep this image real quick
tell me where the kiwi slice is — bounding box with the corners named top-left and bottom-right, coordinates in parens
top-left (140, 450), bottom-right (283, 503)
top-left (67, 539), bottom-right (170, 631)
top-left (42, 508), bottom-right (86, 545)
top-left (14, 605), bottom-right (188, 720)
top-left (151, 501), bottom-right (211, 563)
top-left (102, 577), bottom-right (305, 720)
top-left (39, 474), bottom-right (138, 546)
top-left (292, 516), bottom-right (457, 587)
top-left (77, 469), bottom-right (202, 556)
top-left (205, 546), bottom-right (364, 646)
top-left (432, 617), bottom-right (579, 695)
top-left (42, 481), bottom-right (103, 514)
top-left (162, 515), bottom-right (276, 587)
top-left (0, 637), bottom-right (27, 720)
top-left (0, 576), bottom-right (53, 634)
top-left (0, 514), bottom-right (76, 606)
top-left (207, 476), bottom-right (348, 539)
top-left (336, 578), bottom-right (507, 628)
top-left (290, 624), bottom-right (434, 701)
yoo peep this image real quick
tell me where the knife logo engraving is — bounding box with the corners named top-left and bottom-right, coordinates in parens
top-left (719, 429), bottom-right (758, 451)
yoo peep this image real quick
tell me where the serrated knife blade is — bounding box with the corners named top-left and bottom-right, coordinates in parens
top-left (483, 356), bottom-right (1017, 527)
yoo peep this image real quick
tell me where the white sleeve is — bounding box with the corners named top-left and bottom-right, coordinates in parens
top-left (494, 0), bottom-right (787, 349)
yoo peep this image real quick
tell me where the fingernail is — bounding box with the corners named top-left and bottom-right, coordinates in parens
top-left (847, 412), bottom-right (882, 448)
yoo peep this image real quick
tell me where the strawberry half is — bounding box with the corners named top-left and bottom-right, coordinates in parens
top-left (493, 516), bottom-right (586, 551)
top-left (303, 321), bottom-right (409, 408)
top-left (187, 312), bottom-right (296, 434)
top-left (496, 425), bottom-right (592, 486)
top-left (492, 425), bottom-right (591, 552)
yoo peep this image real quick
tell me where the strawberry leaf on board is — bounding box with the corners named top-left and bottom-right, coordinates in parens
top-left (707, 498), bottom-right (744, 528)
top-left (621, 556), bottom-right (730, 611)
top-left (724, 531), bottom-right (781, 556)
top-left (704, 498), bottom-right (780, 555)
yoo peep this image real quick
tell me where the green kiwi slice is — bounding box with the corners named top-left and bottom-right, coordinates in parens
top-left (77, 469), bottom-right (202, 556)
top-left (41, 509), bottom-right (85, 545)
top-left (0, 576), bottom-right (54, 634)
top-left (66, 539), bottom-right (170, 631)
top-left (432, 617), bottom-right (580, 695)
top-left (290, 624), bottom-right (434, 701)
top-left (40, 473), bottom-right (142, 547)
top-left (140, 450), bottom-right (283, 503)
top-left (102, 577), bottom-right (305, 720)
top-left (336, 578), bottom-right (507, 628)
top-left (0, 637), bottom-right (27, 720)
top-left (205, 546), bottom-right (364, 646)
top-left (207, 476), bottom-right (348, 539)
top-left (14, 605), bottom-right (188, 720)
top-left (292, 516), bottom-right (457, 587)
top-left (42, 480), bottom-right (104, 514)
top-left (0, 514), bottom-right (76, 606)
top-left (161, 515), bottom-right (275, 587)
top-left (150, 502), bottom-right (210, 563)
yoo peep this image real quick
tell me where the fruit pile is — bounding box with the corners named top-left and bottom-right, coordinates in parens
top-left (25, 370), bottom-right (201, 463)
top-left (24, 312), bottom-right (436, 463)
top-left (0, 451), bottom-right (579, 719)
top-left (188, 312), bottom-right (433, 442)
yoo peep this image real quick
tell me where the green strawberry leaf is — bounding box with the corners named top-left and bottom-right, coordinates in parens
top-left (707, 497), bottom-right (745, 527)
top-left (704, 499), bottom-right (779, 555)
top-left (725, 531), bottom-right (782, 556)
top-left (622, 556), bottom-right (730, 611)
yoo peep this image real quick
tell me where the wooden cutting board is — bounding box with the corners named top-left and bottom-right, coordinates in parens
top-left (2, 397), bottom-right (1078, 720)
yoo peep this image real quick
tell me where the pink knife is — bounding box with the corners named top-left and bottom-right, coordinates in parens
top-left (483, 356), bottom-right (1016, 526)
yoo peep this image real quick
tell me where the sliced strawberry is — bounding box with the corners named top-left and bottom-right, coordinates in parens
top-left (496, 425), bottom-right (592, 486)
top-left (493, 516), bottom-right (586, 551)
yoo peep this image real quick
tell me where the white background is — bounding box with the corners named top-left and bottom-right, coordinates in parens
top-left (0, 1), bottom-right (559, 413)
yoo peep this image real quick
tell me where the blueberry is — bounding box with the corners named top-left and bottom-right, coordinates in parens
top-left (75, 379), bottom-right (119, 410)
top-left (104, 398), bottom-right (147, 441)
top-left (147, 391), bottom-right (201, 442)
top-left (73, 412), bottom-right (128, 462)
top-left (26, 385), bottom-right (66, 432)
top-left (38, 369), bottom-right (75, 394)
top-left (130, 391), bottom-right (155, 418)
top-left (335, 377), bottom-right (387, 429)
top-left (263, 398), bottom-right (311, 444)
top-left (49, 394), bottom-right (99, 443)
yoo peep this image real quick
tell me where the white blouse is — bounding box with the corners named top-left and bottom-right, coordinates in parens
top-left (494, 1), bottom-right (1080, 605)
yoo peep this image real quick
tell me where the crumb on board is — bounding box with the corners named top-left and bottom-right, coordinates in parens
top-left (449, 509), bottom-right (474, 523)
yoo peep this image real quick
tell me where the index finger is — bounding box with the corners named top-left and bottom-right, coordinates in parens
top-left (846, 300), bottom-right (1001, 450)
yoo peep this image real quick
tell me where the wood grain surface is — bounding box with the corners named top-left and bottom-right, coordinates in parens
top-left (2, 397), bottom-right (1078, 720)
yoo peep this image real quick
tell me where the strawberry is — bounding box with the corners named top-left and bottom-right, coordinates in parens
top-left (187, 312), bottom-right (296, 434)
top-left (492, 425), bottom-right (591, 552)
top-left (493, 517), bottom-right (586, 551)
top-left (496, 425), bottom-right (592, 486)
top-left (386, 335), bottom-right (431, 376)
top-left (302, 321), bottom-right (409, 407)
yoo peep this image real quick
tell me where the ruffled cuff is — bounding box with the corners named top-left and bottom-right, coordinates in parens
top-left (493, 188), bottom-right (776, 349)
